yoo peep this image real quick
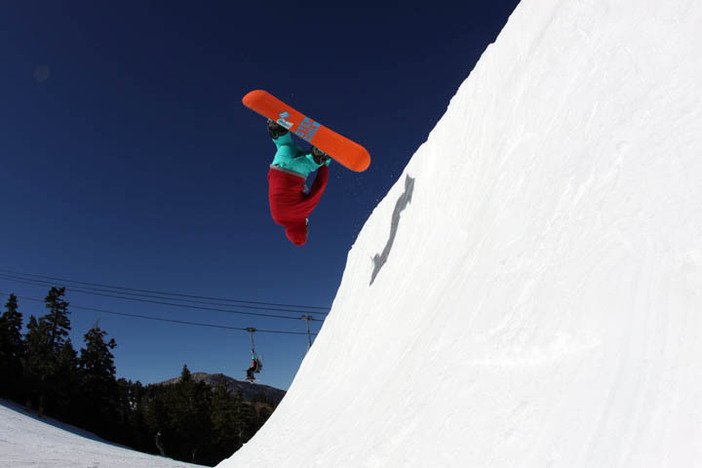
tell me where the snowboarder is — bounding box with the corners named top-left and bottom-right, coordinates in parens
top-left (245, 354), bottom-right (262, 382)
top-left (266, 119), bottom-right (331, 246)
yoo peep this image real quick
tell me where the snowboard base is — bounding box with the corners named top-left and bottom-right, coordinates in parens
top-left (243, 90), bottom-right (371, 172)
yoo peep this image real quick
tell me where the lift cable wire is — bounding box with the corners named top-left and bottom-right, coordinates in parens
top-left (0, 273), bottom-right (325, 322)
top-left (0, 268), bottom-right (331, 312)
top-left (0, 292), bottom-right (317, 336)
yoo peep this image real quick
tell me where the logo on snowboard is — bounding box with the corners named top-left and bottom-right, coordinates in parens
top-left (276, 111), bottom-right (294, 130)
top-left (295, 117), bottom-right (321, 142)
top-left (277, 112), bottom-right (320, 142)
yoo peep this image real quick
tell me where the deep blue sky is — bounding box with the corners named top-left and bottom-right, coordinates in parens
top-left (1, 1), bottom-right (519, 390)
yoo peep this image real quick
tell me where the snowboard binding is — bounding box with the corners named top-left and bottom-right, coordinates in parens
top-left (311, 146), bottom-right (331, 165)
top-left (267, 119), bottom-right (289, 139)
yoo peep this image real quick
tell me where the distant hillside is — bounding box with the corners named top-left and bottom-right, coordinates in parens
top-left (159, 372), bottom-right (286, 405)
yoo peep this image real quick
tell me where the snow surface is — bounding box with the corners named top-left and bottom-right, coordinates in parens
top-left (0, 399), bottom-right (198, 468)
top-left (220, 0), bottom-right (702, 466)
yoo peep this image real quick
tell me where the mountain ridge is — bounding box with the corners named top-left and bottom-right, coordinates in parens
top-left (158, 372), bottom-right (286, 405)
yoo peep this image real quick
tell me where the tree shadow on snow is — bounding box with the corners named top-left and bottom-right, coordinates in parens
top-left (0, 398), bottom-right (127, 449)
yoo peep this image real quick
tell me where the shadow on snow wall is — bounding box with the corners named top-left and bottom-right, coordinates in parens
top-left (370, 175), bottom-right (415, 285)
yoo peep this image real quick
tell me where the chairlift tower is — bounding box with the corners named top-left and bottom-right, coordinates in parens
top-left (300, 312), bottom-right (313, 350)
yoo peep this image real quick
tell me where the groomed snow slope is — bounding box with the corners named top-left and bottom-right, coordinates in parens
top-left (221, 0), bottom-right (702, 466)
top-left (0, 400), bottom-right (198, 468)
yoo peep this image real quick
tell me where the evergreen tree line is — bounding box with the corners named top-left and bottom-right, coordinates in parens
top-left (0, 287), bottom-right (277, 466)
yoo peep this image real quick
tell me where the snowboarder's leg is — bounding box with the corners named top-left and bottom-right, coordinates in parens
top-left (270, 131), bottom-right (308, 171)
top-left (271, 131), bottom-right (295, 149)
top-left (272, 147), bottom-right (327, 178)
top-left (283, 153), bottom-right (328, 176)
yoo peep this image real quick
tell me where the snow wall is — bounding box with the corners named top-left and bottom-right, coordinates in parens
top-left (221, 0), bottom-right (702, 466)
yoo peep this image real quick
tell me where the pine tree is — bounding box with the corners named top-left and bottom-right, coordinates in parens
top-left (232, 391), bottom-right (252, 449)
top-left (170, 365), bottom-right (214, 464)
top-left (24, 315), bottom-right (52, 416)
top-left (210, 380), bottom-right (240, 458)
top-left (80, 326), bottom-right (117, 383)
top-left (54, 339), bottom-right (79, 422)
top-left (79, 324), bottom-right (118, 435)
top-left (115, 378), bottom-right (150, 450)
top-left (23, 287), bottom-right (73, 417)
top-left (43, 287), bottom-right (71, 354)
top-left (0, 294), bottom-right (24, 357)
top-left (142, 386), bottom-right (169, 457)
top-left (0, 294), bottom-right (25, 397)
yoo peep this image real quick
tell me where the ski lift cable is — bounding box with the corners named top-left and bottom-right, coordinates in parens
top-left (0, 274), bottom-right (325, 321)
top-left (0, 268), bottom-right (331, 311)
top-left (0, 292), bottom-right (317, 336)
top-left (0, 271), bottom-right (329, 315)
top-left (0, 274), bottom-right (330, 316)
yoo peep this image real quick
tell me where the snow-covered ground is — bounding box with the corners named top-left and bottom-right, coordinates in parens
top-left (0, 399), bottom-right (198, 468)
top-left (220, 0), bottom-right (702, 466)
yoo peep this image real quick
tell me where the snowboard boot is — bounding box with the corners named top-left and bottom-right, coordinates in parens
top-left (311, 146), bottom-right (330, 165)
top-left (267, 119), bottom-right (289, 139)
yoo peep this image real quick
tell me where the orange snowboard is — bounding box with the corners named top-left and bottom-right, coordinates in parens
top-left (242, 90), bottom-right (371, 172)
